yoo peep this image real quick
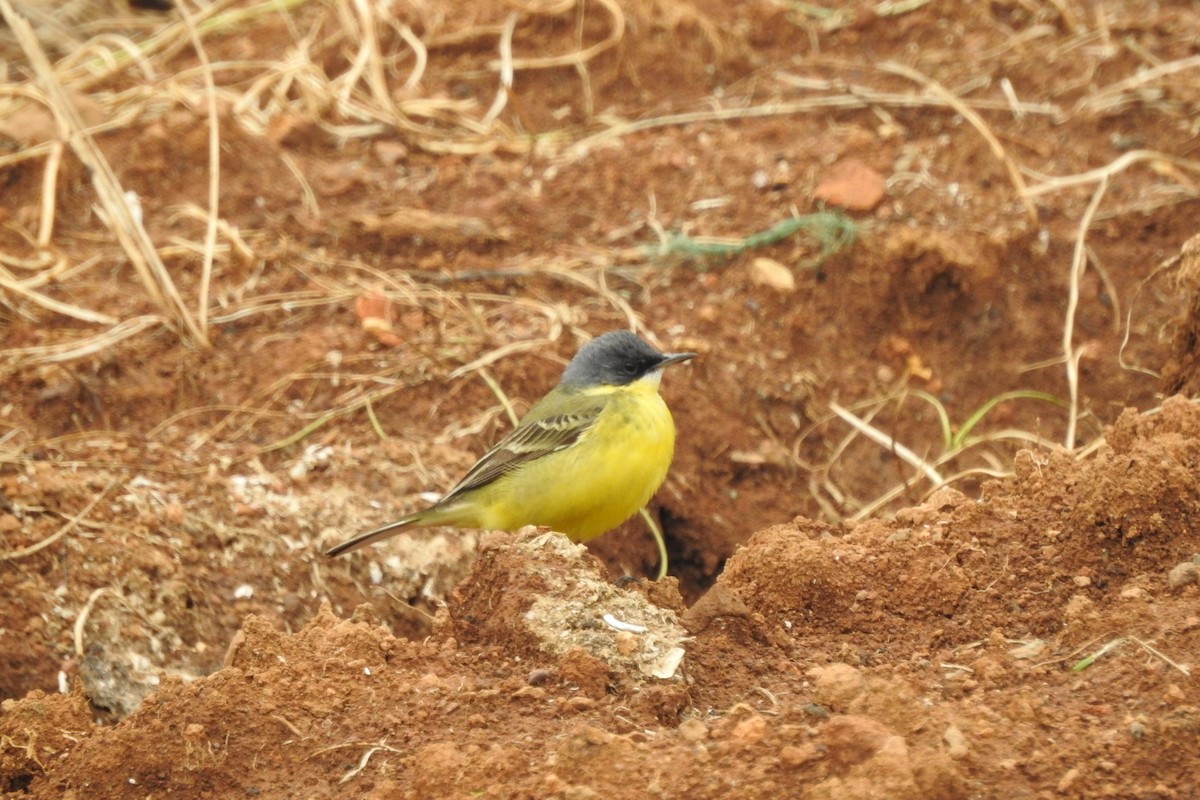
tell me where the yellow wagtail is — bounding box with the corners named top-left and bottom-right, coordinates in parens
top-left (325, 330), bottom-right (696, 556)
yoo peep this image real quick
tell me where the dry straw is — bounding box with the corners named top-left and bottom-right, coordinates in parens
top-left (2, 0), bottom-right (207, 341)
top-left (0, 0), bottom-right (632, 372)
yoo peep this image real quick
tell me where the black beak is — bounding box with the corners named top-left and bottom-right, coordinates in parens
top-left (659, 351), bottom-right (697, 368)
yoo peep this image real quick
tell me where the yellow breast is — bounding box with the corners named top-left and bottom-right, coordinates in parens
top-left (485, 377), bottom-right (677, 541)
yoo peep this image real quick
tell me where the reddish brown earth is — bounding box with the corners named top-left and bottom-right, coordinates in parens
top-left (2, 1), bottom-right (1200, 797)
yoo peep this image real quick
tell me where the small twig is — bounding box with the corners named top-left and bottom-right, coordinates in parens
top-left (0, 265), bottom-right (117, 325)
top-left (168, 204), bottom-right (255, 263)
top-left (378, 589), bottom-right (437, 622)
top-left (486, 0), bottom-right (624, 71)
top-left (338, 746), bottom-right (381, 784)
top-left (280, 152), bottom-right (320, 217)
top-left (1130, 637), bottom-right (1191, 677)
top-left (1075, 54), bottom-right (1200, 116)
top-left (37, 139), bottom-right (63, 247)
top-left (1085, 246), bottom-right (1121, 333)
top-left (480, 12), bottom-right (517, 128)
top-left (447, 339), bottom-right (554, 380)
top-left (393, 24), bottom-right (427, 91)
top-left (1062, 177), bottom-right (1108, 451)
top-left (476, 368), bottom-right (518, 427)
top-left (74, 586), bottom-right (112, 657)
top-left (1118, 252), bottom-right (1179, 378)
top-left (1070, 635), bottom-right (1191, 677)
top-left (603, 613), bottom-right (648, 634)
top-left (307, 739), bottom-right (402, 783)
top-left (638, 506), bottom-right (669, 581)
top-left (1025, 150), bottom-right (1200, 198)
top-left (877, 60), bottom-right (1037, 223)
top-left (176, 0), bottom-right (222, 341)
top-left (258, 402), bottom-right (362, 453)
top-left (0, 478), bottom-right (120, 561)
top-left (270, 714), bottom-right (304, 737)
top-left (364, 395), bottom-right (387, 440)
top-left (0, 315), bottom-right (165, 364)
top-left (829, 401), bottom-right (944, 486)
top-left (572, 0), bottom-right (594, 116)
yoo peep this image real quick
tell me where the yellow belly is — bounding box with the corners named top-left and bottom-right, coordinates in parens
top-left (480, 383), bottom-right (676, 541)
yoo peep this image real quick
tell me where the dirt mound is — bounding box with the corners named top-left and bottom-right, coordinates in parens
top-left (5, 402), bottom-right (1199, 797)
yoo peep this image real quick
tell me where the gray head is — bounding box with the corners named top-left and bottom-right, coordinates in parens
top-left (559, 330), bottom-right (696, 387)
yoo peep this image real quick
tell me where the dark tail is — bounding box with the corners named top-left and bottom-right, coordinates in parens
top-left (324, 514), bottom-right (420, 557)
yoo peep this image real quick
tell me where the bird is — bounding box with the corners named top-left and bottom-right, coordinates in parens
top-left (325, 330), bottom-right (696, 556)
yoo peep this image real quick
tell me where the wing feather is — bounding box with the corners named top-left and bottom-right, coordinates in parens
top-left (440, 395), bottom-right (607, 502)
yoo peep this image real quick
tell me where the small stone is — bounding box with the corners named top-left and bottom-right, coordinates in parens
top-left (731, 713), bottom-right (767, 744)
top-left (613, 631), bottom-right (639, 657)
top-left (1008, 639), bottom-right (1045, 660)
top-left (678, 718), bottom-right (708, 742)
top-left (416, 673), bottom-right (442, 690)
top-left (943, 724), bottom-right (968, 759)
top-left (971, 656), bottom-right (1008, 682)
top-left (803, 703), bottom-right (830, 718)
top-left (1072, 575), bottom-right (1092, 587)
top-left (575, 725), bottom-right (614, 746)
top-left (527, 669), bottom-right (554, 686)
top-left (372, 140), bottom-right (409, 166)
top-left (749, 258), bottom-right (796, 292)
top-left (564, 696), bottom-right (596, 713)
top-left (813, 158), bottom-right (886, 211)
top-left (1057, 767), bottom-right (1081, 792)
top-left (1119, 584), bottom-right (1151, 600)
top-left (1064, 594), bottom-right (1094, 620)
top-left (780, 743), bottom-right (824, 767)
top-left (1167, 561), bottom-right (1199, 590)
top-left (822, 715), bottom-right (895, 767)
top-left (0, 514), bottom-right (21, 532)
top-left (512, 686), bottom-right (546, 701)
top-left (806, 663), bottom-right (866, 709)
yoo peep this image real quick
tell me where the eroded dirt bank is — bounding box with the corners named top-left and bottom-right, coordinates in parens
top-left (4, 399), bottom-right (1199, 798)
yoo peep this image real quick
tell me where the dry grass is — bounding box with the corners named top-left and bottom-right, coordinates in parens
top-left (2, 0), bottom-right (1196, 370)
top-left (0, 0), bottom-right (625, 370)
top-left (814, 390), bottom-right (1064, 522)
